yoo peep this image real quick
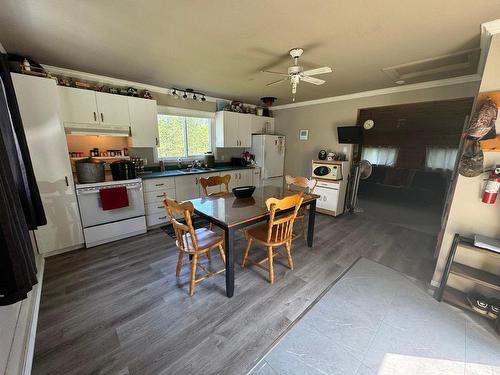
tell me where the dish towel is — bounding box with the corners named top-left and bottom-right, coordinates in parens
top-left (99, 186), bottom-right (129, 210)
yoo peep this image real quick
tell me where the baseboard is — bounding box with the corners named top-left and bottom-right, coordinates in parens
top-left (22, 257), bottom-right (44, 375)
top-left (41, 243), bottom-right (84, 258)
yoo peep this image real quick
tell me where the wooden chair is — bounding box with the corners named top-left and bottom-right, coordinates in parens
top-left (241, 193), bottom-right (304, 284)
top-left (285, 175), bottom-right (317, 240)
top-left (163, 196), bottom-right (226, 296)
top-left (199, 174), bottom-right (231, 230)
top-left (199, 174), bottom-right (231, 197)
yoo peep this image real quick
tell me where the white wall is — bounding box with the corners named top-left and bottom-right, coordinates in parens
top-left (0, 234), bottom-right (44, 375)
top-left (432, 34), bottom-right (500, 287)
top-left (273, 81), bottom-right (480, 179)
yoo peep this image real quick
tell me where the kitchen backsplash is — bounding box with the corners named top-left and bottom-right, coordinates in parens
top-left (66, 135), bottom-right (129, 157)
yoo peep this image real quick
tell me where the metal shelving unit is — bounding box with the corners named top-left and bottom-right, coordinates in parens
top-left (436, 233), bottom-right (500, 333)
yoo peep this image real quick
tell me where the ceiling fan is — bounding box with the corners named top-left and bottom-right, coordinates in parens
top-left (262, 48), bottom-right (333, 101)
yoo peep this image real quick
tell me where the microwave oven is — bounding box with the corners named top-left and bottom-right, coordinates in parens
top-left (312, 161), bottom-right (344, 181)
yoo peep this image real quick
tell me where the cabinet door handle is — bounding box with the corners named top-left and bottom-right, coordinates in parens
top-left (195, 177), bottom-right (198, 184)
top-left (157, 205), bottom-right (164, 209)
top-left (159, 216), bottom-right (167, 220)
top-left (100, 113), bottom-right (104, 122)
top-left (93, 112), bottom-right (97, 122)
top-left (155, 137), bottom-right (159, 146)
top-left (156, 194), bottom-right (164, 198)
top-left (64, 176), bottom-right (69, 186)
top-left (239, 173), bottom-right (241, 179)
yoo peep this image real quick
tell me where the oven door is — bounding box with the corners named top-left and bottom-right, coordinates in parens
top-left (313, 165), bottom-right (331, 178)
top-left (77, 181), bottom-right (145, 227)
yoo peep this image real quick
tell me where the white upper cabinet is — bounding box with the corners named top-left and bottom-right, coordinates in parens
top-left (215, 111), bottom-right (253, 148)
top-left (128, 97), bottom-right (159, 148)
top-left (58, 86), bottom-right (99, 125)
top-left (237, 114), bottom-right (252, 147)
top-left (95, 92), bottom-right (130, 126)
top-left (58, 86), bottom-right (130, 128)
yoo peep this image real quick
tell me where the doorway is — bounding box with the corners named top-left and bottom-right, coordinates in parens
top-left (355, 98), bottom-right (474, 237)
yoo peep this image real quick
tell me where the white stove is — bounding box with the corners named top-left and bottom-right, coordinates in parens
top-left (76, 178), bottom-right (146, 247)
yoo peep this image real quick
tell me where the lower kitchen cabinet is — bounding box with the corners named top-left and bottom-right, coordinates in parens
top-left (175, 174), bottom-right (201, 202)
top-left (12, 73), bottom-right (84, 254)
top-left (227, 169), bottom-right (253, 190)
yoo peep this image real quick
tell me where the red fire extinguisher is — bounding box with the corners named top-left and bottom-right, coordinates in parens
top-left (482, 165), bottom-right (500, 204)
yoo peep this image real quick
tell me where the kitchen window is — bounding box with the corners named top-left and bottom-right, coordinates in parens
top-left (425, 147), bottom-right (458, 170)
top-left (361, 147), bottom-right (398, 166)
top-left (157, 107), bottom-right (213, 159)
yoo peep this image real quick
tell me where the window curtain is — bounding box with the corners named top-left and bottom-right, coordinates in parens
top-left (361, 147), bottom-right (398, 166)
top-left (425, 148), bottom-right (458, 170)
top-left (0, 54), bottom-right (45, 305)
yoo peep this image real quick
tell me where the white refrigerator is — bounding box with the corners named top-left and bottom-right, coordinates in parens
top-left (251, 134), bottom-right (285, 187)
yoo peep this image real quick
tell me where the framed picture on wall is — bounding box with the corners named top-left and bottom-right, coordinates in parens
top-left (299, 129), bottom-right (309, 141)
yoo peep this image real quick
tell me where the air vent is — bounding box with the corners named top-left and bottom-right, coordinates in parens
top-left (383, 48), bottom-right (480, 84)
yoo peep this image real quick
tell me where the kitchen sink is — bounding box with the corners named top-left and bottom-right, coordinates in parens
top-left (178, 167), bottom-right (216, 173)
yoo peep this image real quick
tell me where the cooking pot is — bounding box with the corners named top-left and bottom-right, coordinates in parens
top-left (110, 160), bottom-right (137, 181)
top-left (75, 158), bottom-right (105, 183)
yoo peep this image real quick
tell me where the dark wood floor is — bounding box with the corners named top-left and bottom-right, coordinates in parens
top-left (32, 212), bottom-right (437, 375)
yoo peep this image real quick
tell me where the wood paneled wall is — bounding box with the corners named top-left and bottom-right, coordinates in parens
top-left (357, 98), bottom-right (474, 169)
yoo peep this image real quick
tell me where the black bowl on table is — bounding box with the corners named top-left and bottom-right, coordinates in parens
top-left (232, 186), bottom-right (256, 199)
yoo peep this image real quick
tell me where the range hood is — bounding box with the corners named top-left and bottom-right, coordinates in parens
top-left (64, 123), bottom-right (130, 137)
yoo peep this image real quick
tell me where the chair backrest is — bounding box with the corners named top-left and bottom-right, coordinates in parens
top-left (264, 193), bottom-right (304, 244)
top-left (285, 175), bottom-right (317, 193)
top-left (163, 195), bottom-right (198, 252)
top-left (199, 174), bottom-right (231, 196)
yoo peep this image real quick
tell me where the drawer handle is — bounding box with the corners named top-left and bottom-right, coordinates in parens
top-left (156, 194), bottom-right (164, 198)
top-left (157, 206), bottom-right (164, 209)
top-left (158, 216), bottom-right (167, 220)
top-left (155, 183), bottom-right (164, 186)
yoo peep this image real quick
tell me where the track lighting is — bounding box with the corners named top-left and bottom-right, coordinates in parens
top-left (171, 87), bottom-right (206, 102)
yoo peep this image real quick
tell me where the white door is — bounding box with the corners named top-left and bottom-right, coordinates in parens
top-left (95, 92), bottom-right (130, 127)
top-left (238, 113), bottom-right (252, 147)
top-left (128, 97), bottom-right (159, 147)
top-left (12, 74), bottom-right (84, 253)
top-left (263, 135), bottom-right (285, 178)
top-left (198, 172), bottom-right (221, 196)
top-left (58, 86), bottom-right (99, 125)
top-left (315, 185), bottom-right (339, 212)
top-left (175, 174), bottom-right (201, 202)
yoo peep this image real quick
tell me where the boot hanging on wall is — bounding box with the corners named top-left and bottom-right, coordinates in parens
top-left (459, 139), bottom-right (484, 177)
top-left (458, 97), bottom-right (497, 177)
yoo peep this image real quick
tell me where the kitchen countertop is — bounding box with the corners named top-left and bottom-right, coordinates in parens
top-left (138, 165), bottom-right (258, 180)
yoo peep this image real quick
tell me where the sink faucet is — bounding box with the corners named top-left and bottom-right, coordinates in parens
top-left (192, 159), bottom-right (202, 169)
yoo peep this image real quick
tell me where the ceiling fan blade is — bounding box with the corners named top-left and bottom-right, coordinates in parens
top-left (301, 76), bottom-right (325, 85)
top-left (261, 70), bottom-right (289, 76)
top-left (302, 66), bottom-right (333, 76)
top-left (266, 77), bottom-right (289, 86)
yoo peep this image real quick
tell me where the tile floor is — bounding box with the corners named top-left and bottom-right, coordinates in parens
top-left (250, 258), bottom-right (500, 375)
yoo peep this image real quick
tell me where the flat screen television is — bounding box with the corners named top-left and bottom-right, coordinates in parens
top-left (337, 126), bottom-right (362, 144)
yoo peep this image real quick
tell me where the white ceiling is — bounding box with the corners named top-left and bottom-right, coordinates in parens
top-left (1, 0), bottom-right (500, 105)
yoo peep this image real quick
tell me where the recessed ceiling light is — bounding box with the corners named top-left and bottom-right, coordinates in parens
top-left (395, 80), bottom-right (406, 85)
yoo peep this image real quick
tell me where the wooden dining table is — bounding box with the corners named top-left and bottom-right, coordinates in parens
top-left (190, 185), bottom-right (320, 298)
